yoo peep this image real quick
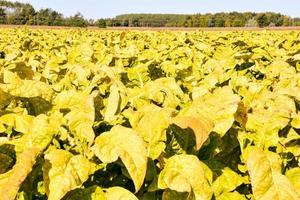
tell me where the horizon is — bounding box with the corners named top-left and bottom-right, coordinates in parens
top-left (15, 0), bottom-right (300, 19)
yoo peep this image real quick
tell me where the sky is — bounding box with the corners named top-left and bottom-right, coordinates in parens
top-left (16, 0), bottom-right (300, 19)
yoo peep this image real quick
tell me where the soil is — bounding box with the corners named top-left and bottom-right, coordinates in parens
top-left (0, 25), bottom-right (300, 31)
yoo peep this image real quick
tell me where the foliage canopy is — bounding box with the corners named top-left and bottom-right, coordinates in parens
top-left (0, 29), bottom-right (299, 199)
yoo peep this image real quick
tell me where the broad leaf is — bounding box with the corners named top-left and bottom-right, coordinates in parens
top-left (158, 154), bottom-right (213, 200)
top-left (104, 83), bottom-right (120, 122)
top-left (216, 191), bottom-right (247, 200)
top-left (62, 186), bottom-right (138, 200)
top-left (171, 115), bottom-right (214, 150)
top-left (127, 105), bottom-right (173, 159)
top-left (0, 70), bottom-right (53, 101)
top-left (245, 147), bottom-right (299, 200)
top-left (0, 148), bottom-right (39, 200)
top-left (162, 189), bottom-right (195, 200)
top-left (44, 149), bottom-right (97, 200)
top-left (10, 114), bottom-right (59, 153)
top-left (286, 168), bottom-right (300, 198)
top-left (181, 86), bottom-right (240, 136)
top-left (93, 125), bottom-right (148, 192)
top-left (53, 90), bottom-right (95, 143)
top-left (212, 167), bottom-right (245, 197)
top-left (62, 186), bottom-right (106, 200)
top-left (0, 144), bottom-right (16, 174)
top-left (104, 187), bottom-right (138, 200)
top-left (0, 89), bottom-right (13, 109)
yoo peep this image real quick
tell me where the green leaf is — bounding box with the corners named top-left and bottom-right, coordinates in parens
top-left (93, 125), bottom-right (148, 192)
top-left (158, 154), bottom-right (213, 200)
top-left (44, 149), bottom-right (97, 200)
top-left (245, 147), bottom-right (299, 200)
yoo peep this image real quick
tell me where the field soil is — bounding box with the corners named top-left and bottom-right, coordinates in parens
top-left (0, 24), bottom-right (300, 31)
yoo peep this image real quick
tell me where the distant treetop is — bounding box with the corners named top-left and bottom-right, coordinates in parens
top-left (0, 0), bottom-right (299, 27)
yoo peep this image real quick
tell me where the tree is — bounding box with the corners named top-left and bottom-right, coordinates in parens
top-left (122, 19), bottom-right (129, 27)
top-left (214, 17), bottom-right (225, 27)
top-left (256, 14), bottom-right (269, 27)
top-left (131, 19), bottom-right (139, 27)
top-left (0, 7), bottom-right (6, 24)
top-left (96, 19), bottom-right (106, 28)
top-left (66, 12), bottom-right (88, 27)
top-left (232, 20), bottom-right (243, 27)
top-left (184, 16), bottom-right (193, 27)
top-left (37, 9), bottom-right (53, 25)
top-left (0, 1), bottom-right (297, 28)
top-left (295, 18), bottom-right (300, 26)
top-left (282, 16), bottom-right (291, 26)
top-left (51, 11), bottom-right (63, 26)
top-left (17, 3), bottom-right (35, 25)
top-left (88, 19), bottom-right (95, 26)
top-left (245, 18), bottom-right (258, 27)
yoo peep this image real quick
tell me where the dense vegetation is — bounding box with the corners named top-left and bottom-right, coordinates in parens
top-left (107, 12), bottom-right (300, 28)
top-left (0, 0), bottom-right (299, 28)
top-left (0, 28), bottom-right (299, 200)
top-left (0, 0), bottom-right (88, 27)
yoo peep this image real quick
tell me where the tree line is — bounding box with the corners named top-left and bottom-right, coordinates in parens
top-left (0, 0), bottom-right (89, 27)
top-left (0, 0), bottom-right (299, 28)
top-left (103, 13), bottom-right (300, 28)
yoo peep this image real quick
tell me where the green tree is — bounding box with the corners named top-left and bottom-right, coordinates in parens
top-left (281, 16), bottom-right (290, 26)
top-left (96, 19), bottom-right (106, 28)
top-left (245, 18), bottom-right (258, 27)
top-left (0, 7), bottom-right (6, 24)
top-left (66, 12), bottom-right (88, 27)
top-left (214, 14), bottom-right (225, 27)
top-left (18, 3), bottom-right (35, 25)
top-left (256, 14), bottom-right (269, 27)
top-left (295, 18), bottom-right (300, 26)
top-left (37, 9), bottom-right (63, 26)
top-left (0, 1), bottom-right (297, 28)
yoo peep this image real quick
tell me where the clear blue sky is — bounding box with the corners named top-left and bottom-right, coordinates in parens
top-left (17, 0), bottom-right (300, 19)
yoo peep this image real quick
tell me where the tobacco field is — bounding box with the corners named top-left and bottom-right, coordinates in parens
top-left (0, 28), bottom-right (299, 200)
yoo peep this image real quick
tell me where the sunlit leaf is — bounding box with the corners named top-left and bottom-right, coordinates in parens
top-left (93, 125), bottom-right (147, 192)
top-left (158, 154), bottom-right (213, 200)
top-left (44, 148), bottom-right (98, 200)
top-left (0, 148), bottom-right (39, 200)
top-left (245, 147), bottom-right (299, 200)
